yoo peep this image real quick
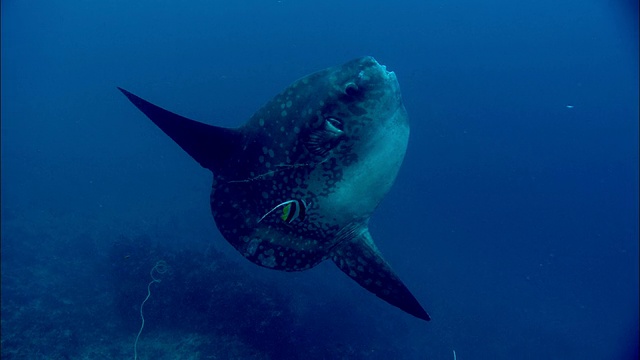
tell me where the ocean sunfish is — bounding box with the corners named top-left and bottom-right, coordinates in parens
top-left (118, 56), bottom-right (430, 321)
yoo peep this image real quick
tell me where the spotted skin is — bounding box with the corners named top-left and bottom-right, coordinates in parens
top-left (118, 56), bottom-right (430, 321)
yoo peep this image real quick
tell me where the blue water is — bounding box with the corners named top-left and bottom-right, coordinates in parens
top-left (2, 1), bottom-right (638, 359)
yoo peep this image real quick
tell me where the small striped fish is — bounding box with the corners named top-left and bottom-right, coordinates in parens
top-left (258, 199), bottom-right (307, 223)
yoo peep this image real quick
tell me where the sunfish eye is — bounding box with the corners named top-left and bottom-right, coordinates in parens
top-left (324, 117), bottom-right (344, 133)
top-left (344, 82), bottom-right (359, 97)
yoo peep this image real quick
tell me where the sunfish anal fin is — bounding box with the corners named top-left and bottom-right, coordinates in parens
top-left (331, 230), bottom-right (431, 321)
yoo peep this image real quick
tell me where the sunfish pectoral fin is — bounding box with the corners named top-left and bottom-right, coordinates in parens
top-left (117, 87), bottom-right (242, 172)
top-left (331, 230), bottom-right (431, 321)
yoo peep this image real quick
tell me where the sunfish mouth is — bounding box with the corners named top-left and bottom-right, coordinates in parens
top-left (355, 57), bottom-right (400, 93)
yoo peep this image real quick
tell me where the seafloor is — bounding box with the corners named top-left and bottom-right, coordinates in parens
top-left (1, 206), bottom-right (417, 359)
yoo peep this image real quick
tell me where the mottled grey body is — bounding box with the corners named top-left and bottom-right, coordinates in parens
top-left (119, 56), bottom-right (430, 321)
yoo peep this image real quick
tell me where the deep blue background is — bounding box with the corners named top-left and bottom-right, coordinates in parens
top-left (2, 0), bottom-right (638, 359)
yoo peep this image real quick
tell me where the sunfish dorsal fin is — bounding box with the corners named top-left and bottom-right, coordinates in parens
top-left (118, 87), bottom-right (242, 172)
top-left (331, 229), bottom-right (430, 321)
